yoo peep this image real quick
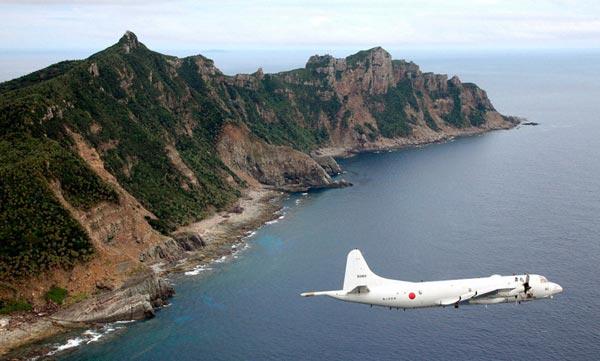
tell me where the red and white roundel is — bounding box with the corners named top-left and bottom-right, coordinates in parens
top-left (408, 292), bottom-right (416, 300)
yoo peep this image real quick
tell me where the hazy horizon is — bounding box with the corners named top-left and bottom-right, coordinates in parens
top-left (2, 1), bottom-right (600, 51)
top-left (2, 44), bottom-right (600, 83)
top-left (2, 0), bottom-right (600, 82)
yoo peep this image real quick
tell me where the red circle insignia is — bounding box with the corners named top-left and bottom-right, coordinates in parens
top-left (409, 292), bottom-right (416, 300)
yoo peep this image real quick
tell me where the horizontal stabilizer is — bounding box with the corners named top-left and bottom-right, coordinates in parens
top-left (346, 285), bottom-right (370, 294)
top-left (300, 290), bottom-right (340, 297)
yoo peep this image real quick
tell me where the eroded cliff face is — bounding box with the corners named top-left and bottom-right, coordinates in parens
top-left (217, 124), bottom-right (348, 192)
top-left (24, 130), bottom-right (198, 304)
top-left (0, 32), bottom-right (516, 324)
top-left (52, 274), bottom-right (174, 323)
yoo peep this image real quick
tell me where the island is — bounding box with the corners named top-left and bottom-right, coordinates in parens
top-left (0, 31), bottom-right (518, 354)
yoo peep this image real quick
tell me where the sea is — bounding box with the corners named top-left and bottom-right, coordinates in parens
top-left (3, 49), bottom-right (600, 360)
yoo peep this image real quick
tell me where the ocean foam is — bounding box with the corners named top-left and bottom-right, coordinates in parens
top-left (46, 322), bottom-right (128, 356)
top-left (185, 265), bottom-right (213, 276)
top-left (83, 330), bottom-right (102, 344)
top-left (49, 337), bottom-right (85, 354)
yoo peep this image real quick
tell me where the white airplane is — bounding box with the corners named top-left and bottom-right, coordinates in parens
top-left (301, 249), bottom-right (563, 309)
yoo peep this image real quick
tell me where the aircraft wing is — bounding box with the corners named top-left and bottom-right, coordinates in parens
top-left (438, 285), bottom-right (520, 306)
top-left (439, 291), bottom-right (477, 306)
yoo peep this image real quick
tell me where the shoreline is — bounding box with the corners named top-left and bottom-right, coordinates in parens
top-left (169, 187), bottom-right (285, 275)
top-left (1, 187), bottom-right (285, 359)
top-left (316, 119), bottom-right (520, 158)
top-left (1, 122), bottom-right (518, 359)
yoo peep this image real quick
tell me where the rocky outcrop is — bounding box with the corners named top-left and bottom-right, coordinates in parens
top-left (52, 275), bottom-right (173, 324)
top-left (119, 30), bottom-right (141, 54)
top-left (217, 124), bottom-right (349, 192)
top-left (305, 47), bottom-right (394, 95)
top-left (278, 47), bottom-right (518, 150)
top-left (173, 232), bottom-right (206, 251)
top-left (310, 153), bottom-right (342, 176)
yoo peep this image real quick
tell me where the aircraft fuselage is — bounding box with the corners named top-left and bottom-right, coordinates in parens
top-left (321, 274), bottom-right (562, 309)
top-left (301, 250), bottom-right (563, 309)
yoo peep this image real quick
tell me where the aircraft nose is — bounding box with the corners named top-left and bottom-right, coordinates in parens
top-left (552, 283), bottom-right (563, 294)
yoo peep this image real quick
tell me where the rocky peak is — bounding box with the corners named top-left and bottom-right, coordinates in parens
top-left (119, 30), bottom-right (140, 53)
top-left (449, 75), bottom-right (462, 87)
top-left (366, 46), bottom-right (390, 59)
top-left (255, 67), bottom-right (264, 80)
top-left (345, 47), bottom-right (391, 65)
top-left (342, 47), bottom-right (394, 94)
top-left (306, 54), bottom-right (335, 68)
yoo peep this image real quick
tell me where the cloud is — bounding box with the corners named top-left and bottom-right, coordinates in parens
top-left (0, 0), bottom-right (599, 50)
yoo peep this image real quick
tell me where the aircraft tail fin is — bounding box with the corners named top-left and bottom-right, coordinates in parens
top-left (343, 249), bottom-right (378, 291)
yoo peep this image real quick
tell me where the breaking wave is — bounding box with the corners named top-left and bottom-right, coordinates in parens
top-left (45, 321), bottom-right (131, 356)
top-left (184, 265), bottom-right (213, 276)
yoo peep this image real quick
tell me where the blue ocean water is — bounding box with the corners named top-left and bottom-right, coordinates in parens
top-left (48, 51), bottom-right (600, 360)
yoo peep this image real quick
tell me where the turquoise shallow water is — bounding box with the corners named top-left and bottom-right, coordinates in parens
top-left (48, 52), bottom-right (600, 360)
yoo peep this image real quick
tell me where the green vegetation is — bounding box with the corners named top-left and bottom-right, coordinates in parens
top-left (346, 48), bottom-right (374, 67)
top-left (45, 286), bottom-right (68, 304)
top-left (423, 109), bottom-right (439, 131)
top-left (0, 35), bottom-right (241, 280)
top-left (0, 60), bottom-right (82, 94)
top-left (0, 299), bottom-right (32, 314)
top-left (227, 71), bottom-right (340, 152)
top-left (369, 79), bottom-right (418, 138)
top-left (65, 292), bottom-right (88, 305)
top-left (442, 81), bottom-right (468, 127)
top-left (0, 136), bottom-right (114, 279)
top-left (341, 110), bottom-right (352, 128)
top-left (469, 109), bottom-right (487, 126)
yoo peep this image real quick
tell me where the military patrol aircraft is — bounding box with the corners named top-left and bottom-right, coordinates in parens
top-left (301, 249), bottom-right (563, 309)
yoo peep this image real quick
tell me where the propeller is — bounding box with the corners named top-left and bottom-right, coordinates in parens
top-left (523, 274), bottom-right (531, 293)
top-left (509, 274), bottom-right (532, 301)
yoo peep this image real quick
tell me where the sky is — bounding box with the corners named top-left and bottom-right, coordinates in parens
top-left (1, 0), bottom-right (600, 52)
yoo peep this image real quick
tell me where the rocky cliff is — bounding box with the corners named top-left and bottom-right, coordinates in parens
top-left (0, 31), bottom-right (517, 320)
top-left (217, 124), bottom-right (349, 192)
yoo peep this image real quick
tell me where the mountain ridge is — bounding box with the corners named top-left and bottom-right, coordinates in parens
top-left (0, 31), bottom-right (518, 322)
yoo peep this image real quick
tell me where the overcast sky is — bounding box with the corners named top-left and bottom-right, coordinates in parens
top-left (1, 0), bottom-right (599, 51)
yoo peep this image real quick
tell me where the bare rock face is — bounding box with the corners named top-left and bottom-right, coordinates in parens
top-left (307, 47), bottom-right (394, 95)
top-left (172, 233), bottom-right (206, 251)
top-left (361, 47), bottom-right (395, 95)
top-left (52, 275), bottom-right (174, 324)
top-left (302, 48), bottom-right (516, 150)
top-left (137, 233), bottom-right (207, 263)
top-left (119, 31), bottom-right (141, 54)
top-left (217, 124), bottom-right (348, 192)
top-left (311, 154), bottom-right (342, 176)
